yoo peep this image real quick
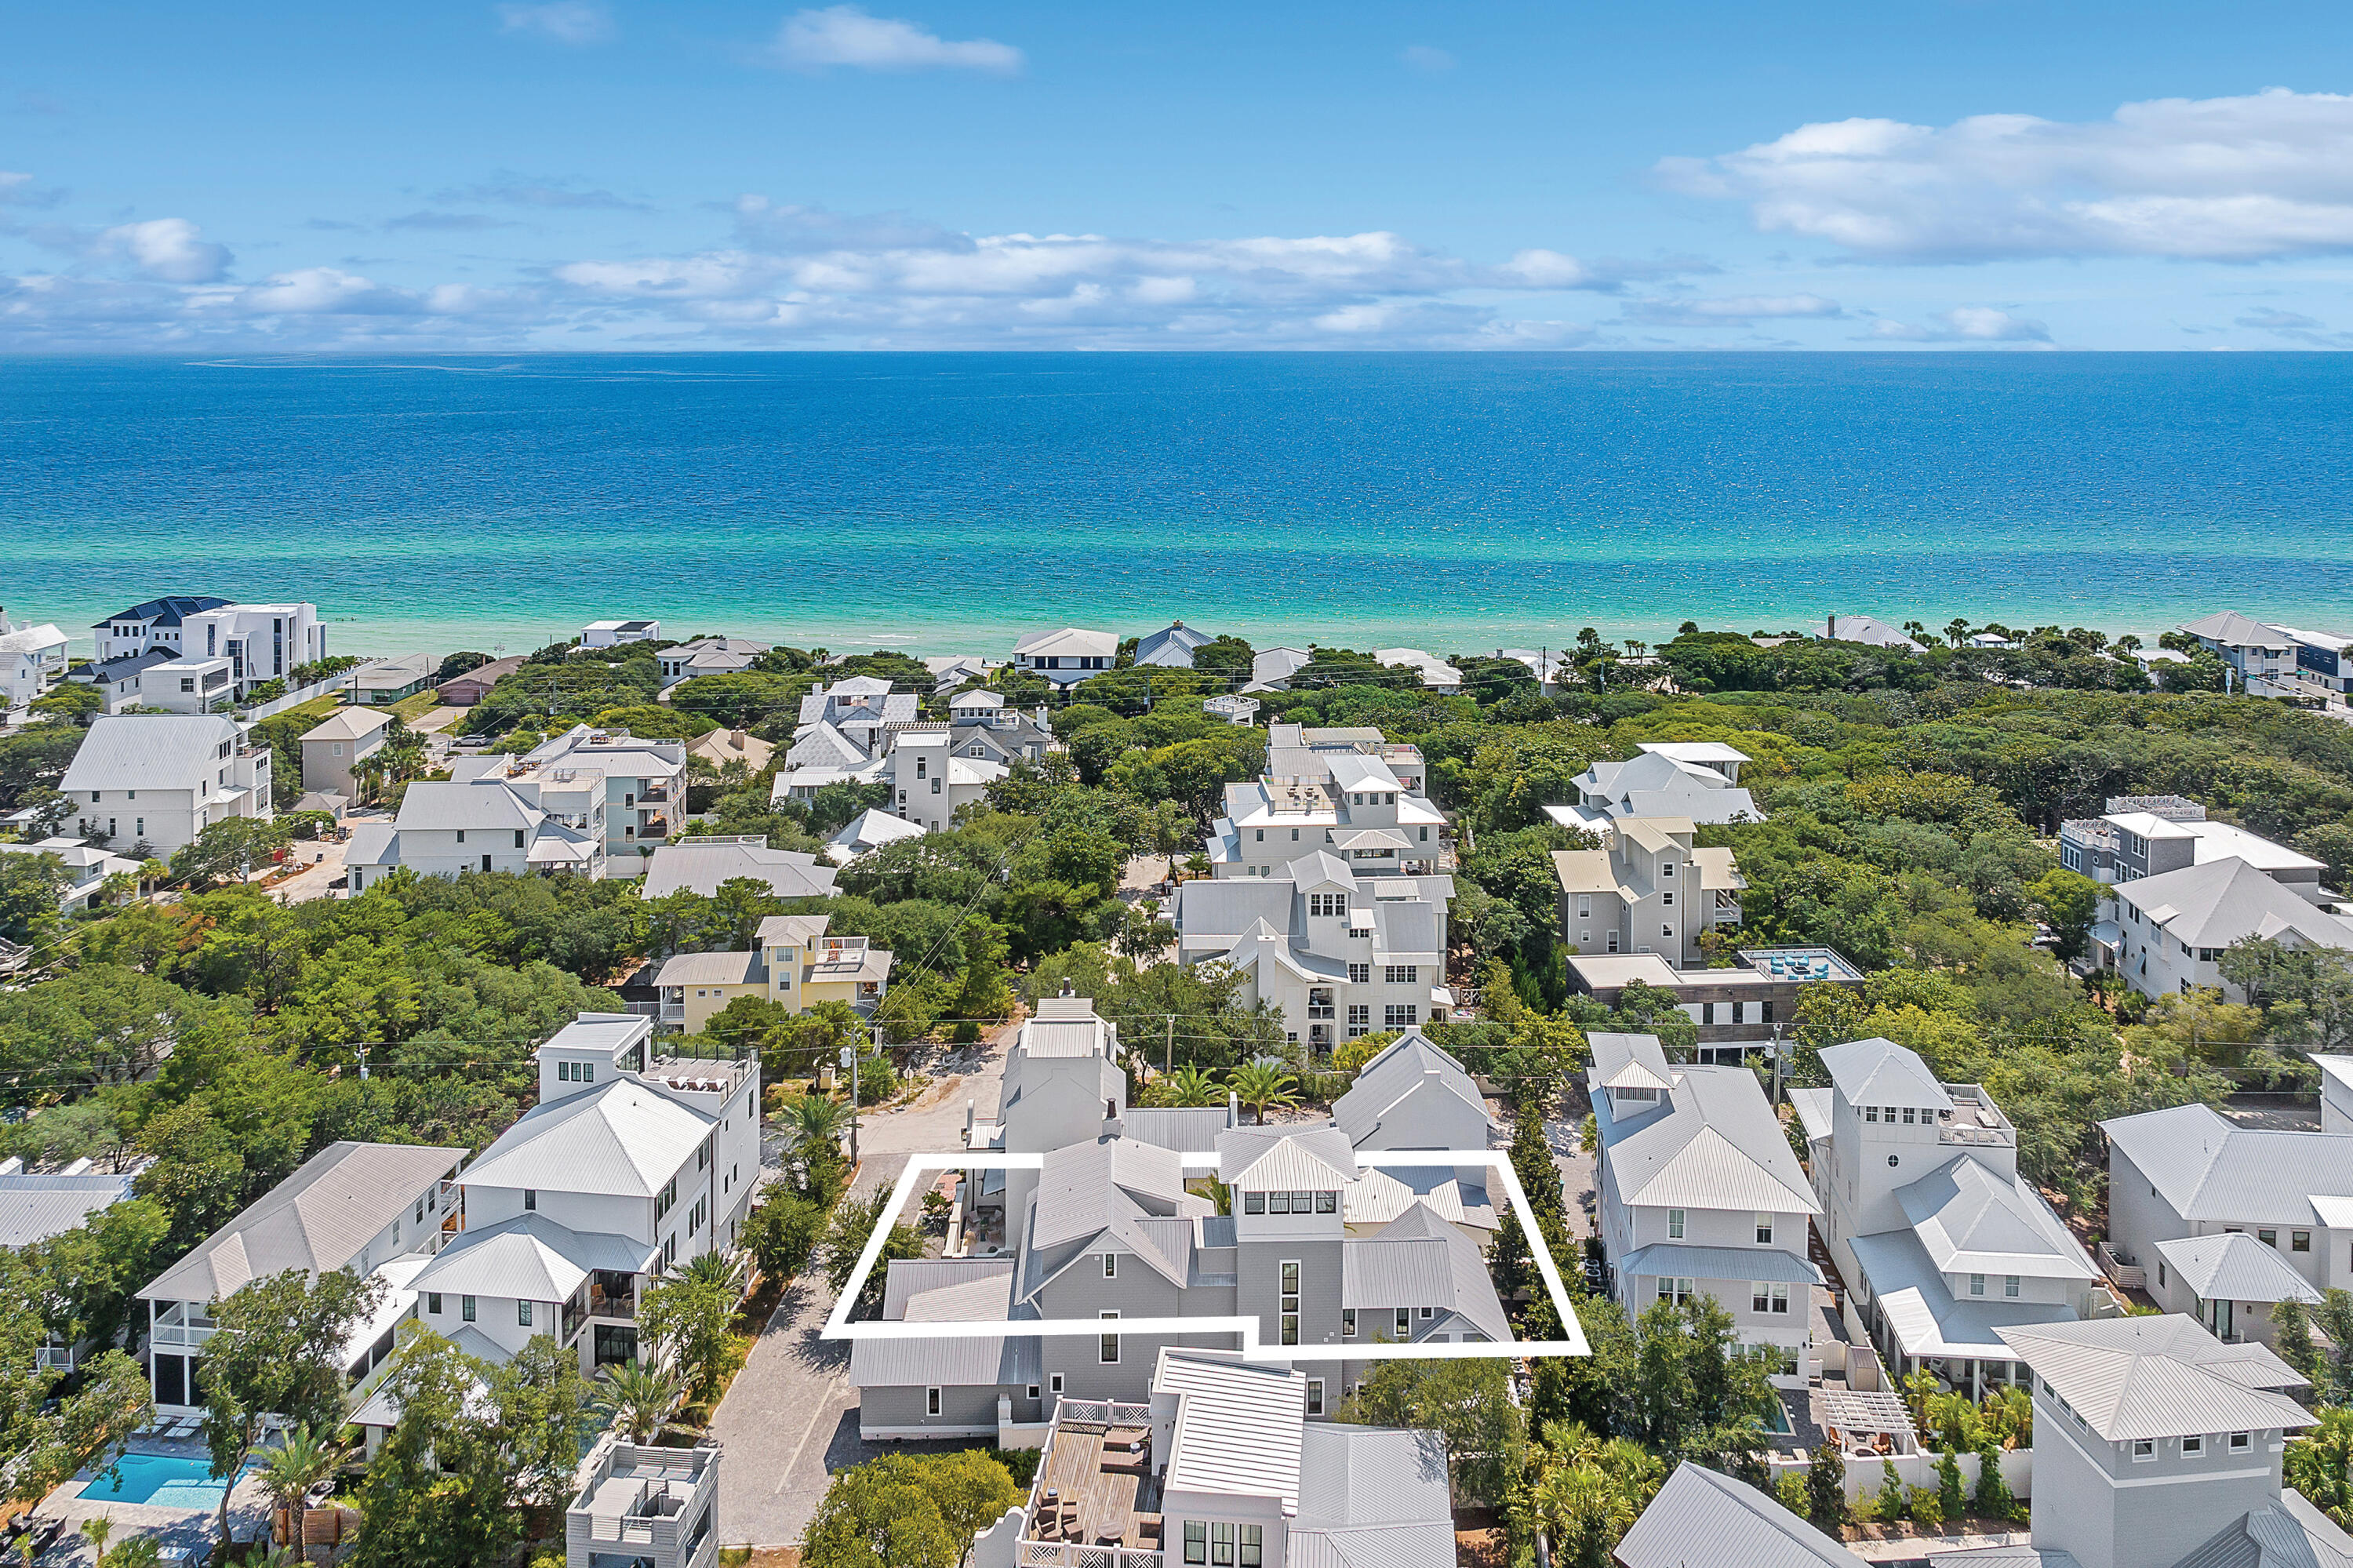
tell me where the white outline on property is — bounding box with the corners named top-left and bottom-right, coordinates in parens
top-left (820, 1148), bottom-right (1591, 1362)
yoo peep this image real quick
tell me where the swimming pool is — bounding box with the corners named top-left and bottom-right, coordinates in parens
top-left (79, 1453), bottom-right (242, 1509)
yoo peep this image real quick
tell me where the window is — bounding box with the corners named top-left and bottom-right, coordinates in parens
top-left (1348, 963), bottom-right (1370, 984)
top-left (1050, 1373), bottom-right (1064, 1394)
top-left (1239, 1526), bottom-right (1263, 1568)
top-left (2231, 1432), bottom-right (2252, 1452)
top-left (1667, 1209), bottom-right (1686, 1239)
top-left (1348, 1005), bottom-right (1370, 1027)
top-left (518, 1301), bottom-right (534, 1327)
top-left (1104, 1253), bottom-right (1117, 1279)
top-left (1342, 1309), bottom-right (1358, 1337)
top-left (1243, 1191), bottom-right (1265, 1214)
top-left (927, 1388), bottom-right (942, 1416)
top-left (1212, 1523), bottom-right (1237, 1566)
top-left (2182, 1434), bottom-right (2204, 1456)
top-left (427, 1293), bottom-right (442, 1315)
top-left (1253, 829), bottom-right (1263, 842)
top-left (1384, 965), bottom-right (1417, 984)
top-left (1661, 923), bottom-right (1675, 939)
top-left (1309, 893), bottom-right (1345, 917)
top-left (1282, 1261), bottom-right (1299, 1344)
top-left (1282, 1315), bottom-right (1299, 1345)
top-left (514, 829), bottom-right (526, 848)
top-left (2004, 1275), bottom-right (2020, 1298)
top-left (1027, 1384), bottom-right (1041, 1400)
top-left (1865, 1105), bottom-right (1878, 1122)
top-left (1577, 895), bottom-right (1592, 918)
top-left (1384, 1005), bottom-right (1419, 1027)
top-left (1655, 1277), bottom-right (1693, 1306)
top-left (1882, 1107), bottom-right (1896, 1124)
top-left (1100, 1312), bottom-right (1119, 1363)
top-left (2295, 1231), bottom-right (2312, 1252)
top-left (1770, 1283), bottom-right (1790, 1313)
top-left (462, 1295), bottom-right (477, 1321)
top-left (524, 1189), bottom-right (536, 1212)
top-left (2132, 1439), bottom-right (2155, 1461)
top-left (1661, 891), bottom-right (1674, 907)
top-left (456, 829), bottom-right (465, 843)
top-left (1306, 1379), bottom-right (1324, 1417)
top-left (2260, 1229), bottom-right (2278, 1249)
top-left (1395, 1308), bottom-right (1412, 1337)
top-left (1755, 1213), bottom-right (1774, 1245)
top-left (1969, 1273), bottom-right (1986, 1297)
top-left (1184, 1522), bottom-right (1207, 1566)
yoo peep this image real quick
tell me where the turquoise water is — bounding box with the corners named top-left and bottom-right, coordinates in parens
top-left (78, 1452), bottom-right (242, 1508)
top-left (4, 352), bottom-right (2352, 657)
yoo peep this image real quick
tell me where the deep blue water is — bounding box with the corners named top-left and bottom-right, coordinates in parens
top-left (2, 352), bottom-right (2350, 658)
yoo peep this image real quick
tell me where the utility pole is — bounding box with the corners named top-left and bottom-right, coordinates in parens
top-left (1166, 1014), bottom-right (1174, 1076)
top-left (841, 1042), bottom-right (862, 1167)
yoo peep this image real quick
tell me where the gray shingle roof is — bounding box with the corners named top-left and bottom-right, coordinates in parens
top-left (141, 1141), bottom-right (464, 1305)
top-left (60, 715), bottom-right (242, 795)
top-left (299, 708), bottom-right (394, 744)
top-left (1617, 1462), bottom-right (1864, 1568)
top-left (1998, 1315), bottom-right (2313, 1442)
top-left (2103, 1103), bottom-right (2353, 1225)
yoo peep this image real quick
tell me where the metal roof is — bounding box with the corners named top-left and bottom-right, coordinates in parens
top-left (848, 1329), bottom-right (1039, 1390)
top-left (1848, 1228), bottom-right (2081, 1361)
top-left (1218, 1125), bottom-right (1358, 1189)
top-left (653, 950), bottom-right (763, 988)
top-left (1340, 1205), bottom-right (1511, 1341)
top-left (881, 1257), bottom-right (1016, 1320)
top-left (141, 1141), bottom-right (464, 1304)
top-left (395, 780), bottom-right (543, 832)
top-left (1332, 1031), bottom-right (1493, 1145)
top-left (2166, 1494), bottom-right (2353, 1568)
top-left (60, 715), bottom-right (244, 795)
top-left (1616, 1461), bottom-right (1865, 1568)
top-left (2110, 858), bottom-right (2353, 952)
top-left (1597, 1064), bottom-right (1820, 1217)
top-left (2154, 1232), bottom-right (2324, 1307)
top-left (1122, 1107), bottom-right (1236, 1155)
top-left (410, 1213), bottom-right (656, 1301)
top-left (640, 840), bottom-right (839, 900)
top-left (299, 708), bottom-right (394, 744)
top-left (1820, 1038), bottom-right (1955, 1115)
top-left (1998, 1315), bottom-right (2315, 1442)
top-left (1290, 1424), bottom-right (1451, 1548)
top-left (1589, 1031), bottom-right (1675, 1092)
top-left (2103, 1103), bottom-right (2353, 1225)
top-left (1154, 1350), bottom-right (1307, 1513)
top-left (2180, 611), bottom-right (2295, 650)
top-left (0, 1171), bottom-right (135, 1250)
top-left (1897, 1157), bottom-right (2099, 1281)
top-left (461, 1079), bottom-right (713, 1199)
top-left (92, 595), bottom-right (231, 629)
top-left (1617, 1242), bottom-right (1823, 1287)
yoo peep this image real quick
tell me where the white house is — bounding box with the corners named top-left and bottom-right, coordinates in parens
top-left (581, 620), bottom-right (661, 649)
top-left (454, 725), bottom-right (686, 872)
top-left (1329, 1031), bottom-right (1496, 1155)
top-left (825, 807), bottom-right (928, 864)
top-left (2103, 1102), bottom-right (2353, 1305)
top-left (1815, 614), bottom-right (1926, 653)
top-left (346, 778), bottom-right (603, 891)
top-left (1370, 649), bottom-right (1461, 691)
top-left (0, 610), bottom-right (70, 715)
top-left (1208, 725), bottom-right (1441, 879)
top-left (2318, 1055), bottom-right (2353, 1136)
top-left (886, 726), bottom-right (1005, 832)
top-left (60, 714), bottom-right (273, 857)
top-left (413, 1012), bottom-right (762, 1377)
top-left (93, 598), bottom-right (328, 699)
top-left (1175, 854), bottom-right (1453, 1053)
top-left (1546, 742), bottom-right (1765, 832)
top-left (91, 596), bottom-right (231, 663)
top-left (639, 837), bottom-right (839, 900)
top-left (0, 839), bottom-right (141, 911)
top-left (2100, 857), bottom-right (2353, 1001)
top-left (1795, 1037), bottom-right (2099, 1398)
top-left (1011, 628), bottom-right (1117, 689)
top-left (1550, 816), bottom-right (1745, 966)
top-left (1133, 623), bottom-right (1214, 669)
top-left (1587, 1031), bottom-right (1822, 1384)
top-left (2179, 610), bottom-right (2297, 686)
top-left (656, 636), bottom-right (766, 688)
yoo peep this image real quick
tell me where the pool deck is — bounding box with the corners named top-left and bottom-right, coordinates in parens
top-left (31, 1439), bottom-right (271, 1566)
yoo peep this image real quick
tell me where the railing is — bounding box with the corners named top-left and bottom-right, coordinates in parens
top-left (1020, 1545), bottom-right (1162, 1568)
top-left (1049, 1399), bottom-right (1151, 1428)
top-left (149, 1322), bottom-right (219, 1351)
top-left (2095, 1241), bottom-right (2146, 1292)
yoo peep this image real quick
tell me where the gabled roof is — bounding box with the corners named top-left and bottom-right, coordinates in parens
top-left (1597, 1064), bottom-right (1819, 1217)
top-left (461, 1079), bottom-right (713, 1199)
top-left (1331, 1031), bottom-right (1493, 1144)
top-left (142, 1141), bottom-right (464, 1305)
top-left (2154, 1231), bottom-right (2325, 1307)
top-left (1217, 1124), bottom-right (1359, 1188)
top-left (1026, 1138), bottom-right (1191, 1290)
top-left (1589, 1031), bottom-right (1675, 1093)
top-left (61, 715), bottom-right (242, 794)
top-left (410, 1213), bottom-right (656, 1301)
top-left (653, 950), bottom-right (762, 988)
top-left (1998, 1315), bottom-right (2312, 1442)
top-left (2180, 611), bottom-right (2295, 650)
top-left (396, 780), bottom-right (544, 832)
top-left (1134, 623), bottom-right (1214, 668)
top-left (1153, 1350), bottom-right (1307, 1513)
top-left (1340, 1203), bottom-right (1511, 1341)
top-left (825, 807), bottom-right (927, 863)
top-left (2102, 1102), bottom-right (2353, 1224)
top-left (1820, 1038), bottom-right (1955, 1114)
top-left (0, 1171), bottom-right (136, 1250)
top-left (1617, 1462), bottom-right (1864, 1568)
top-left (2111, 857), bottom-right (2353, 952)
top-left (786, 721), bottom-right (871, 771)
top-left (1289, 1424), bottom-right (1453, 1562)
top-left (640, 840), bottom-right (839, 900)
top-left (1896, 1156), bottom-right (2097, 1281)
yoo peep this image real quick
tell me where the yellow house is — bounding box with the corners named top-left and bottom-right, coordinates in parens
top-left (653, 915), bottom-right (893, 1033)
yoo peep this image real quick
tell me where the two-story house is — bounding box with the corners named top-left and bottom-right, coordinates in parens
top-left (297, 708), bottom-right (393, 802)
top-left (2059, 795), bottom-right (2327, 896)
top-left (2101, 858), bottom-right (2353, 1001)
top-left (136, 1141), bottom-right (466, 1415)
top-left (2103, 1102), bottom-right (2353, 1320)
top-left (968, 1348), bottom-right (1455, 1568)
top-left (61, 714), bottom-right (272, 857)
top-left (1551, 816), bottom-right (1744, 966)
top-left (581, 620), bottom-right (660, 648)
top-left (1587, 1031), bottom-right (1822, 1384)
top-left (0, 839), bottom-right (141, 912)
top-left (1795, 1038), bottom-right (2100, 1399)
top-left (1546, 742), bottom-right (1766, 833)
top-left (0, 609), bottom-right (69, 715)
top-left (345, 777), bottom-right (602, 891)
top-left (651, 914), bottom-right (893, 1031)
top-left (1011, 628), bottom-right (1118, 689)
top-left (1173, 853), bottom-right (1453, 1053)
top-left (411, 1012), bottom-right (762, 1376)
top-left (2179, 611), bottom-right (2297, 687)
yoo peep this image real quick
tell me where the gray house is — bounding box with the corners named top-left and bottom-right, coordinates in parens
top-left (2103, 1102), bottom-right (2353, 1304)
top-left (1330, 1029), bottom-right (1497, 1155)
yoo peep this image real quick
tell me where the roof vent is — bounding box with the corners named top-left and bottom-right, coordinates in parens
top-left (1059, 979), bottom-right (1076, 998)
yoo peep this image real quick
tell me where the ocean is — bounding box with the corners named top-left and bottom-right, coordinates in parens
top-left (4, 351), bottom-right (2351, 661)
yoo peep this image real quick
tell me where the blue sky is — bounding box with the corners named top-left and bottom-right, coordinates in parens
top-left (9, 0), bottom-right (2353, 348)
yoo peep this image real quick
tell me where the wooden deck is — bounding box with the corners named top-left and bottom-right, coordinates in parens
top-left (1031, 1423), bottom-right (1162, 1550)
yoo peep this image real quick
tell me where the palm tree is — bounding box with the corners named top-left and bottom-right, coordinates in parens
top-left (1157, 1064), bottom-right (1220, 1107)
top-left (257, 1423), bottom-right (336, 1559)
top-left (1945, 617), bottom-right (1972, 648)
top-left (1226, 1060), bottom-right (1300, 1125)
top-left (780, 1092), bottom-right (849, 1155)
top-left (593, 1360), bottom-right (685, 1445)
top-left (78, 1518), bottom-right (112, 1565)
top-left (678, 1249), bottom-right (744, 1295)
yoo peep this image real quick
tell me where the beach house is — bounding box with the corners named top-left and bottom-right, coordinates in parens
top-left (1011, 628), bottom-right (1117, 689)
top-left (60, 714), bottom-right (273, 858)
top-left (298, 708), bottom-right (394, 801)
top-left (0, 609), bottom-right (69, 715)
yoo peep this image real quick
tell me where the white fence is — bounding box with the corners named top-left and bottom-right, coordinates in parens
top-left (1769, 1445), bottom-right (2032, 1504)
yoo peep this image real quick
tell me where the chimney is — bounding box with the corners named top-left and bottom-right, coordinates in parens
top-left (730, 729), bottom-right (747, 751)
top-left (1058, 979), bottom-right (1076, 998)
top-left (1827, 613), bottom-right (1838, 638)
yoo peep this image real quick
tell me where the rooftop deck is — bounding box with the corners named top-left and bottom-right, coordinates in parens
top-left (1024, 1404), bottom-right (1165, 1567)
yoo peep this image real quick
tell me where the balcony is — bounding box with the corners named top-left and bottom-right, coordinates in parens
top-left (639, 816), bottom-right (671, 840)
top-left (639, 784), bottom-right (671, 805)
top-left (1024, 1400), bottom-right (1162, 1566)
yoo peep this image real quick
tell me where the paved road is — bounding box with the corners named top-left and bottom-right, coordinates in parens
top-left (710, 1023), bottom-right (1018, 1550)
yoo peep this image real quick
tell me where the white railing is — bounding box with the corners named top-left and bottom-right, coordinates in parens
top-left (150, 1322), bottom-right (219, 1351)
top-left (1052, 1399), bottom-right (1151, 1428)
top-left (1020, 1545), bottom-right (1162, 1568)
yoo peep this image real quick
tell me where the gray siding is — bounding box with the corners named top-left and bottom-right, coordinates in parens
top-left (1238, 1238), bottom-right (1344, 1350)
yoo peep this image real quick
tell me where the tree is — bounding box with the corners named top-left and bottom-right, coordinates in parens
top-left (1805, 1443), bottom-right (1847, 1534)
top-left (804, 1453), bottom-right (1009, 1568)
top-left (350, 1328), bottom-right (512, 1568)
top-left (1936, 1446), bottom-right (1964, 1526)
top-left (1227, 1060), bottom-right (1299, 1123)
top-left (256, 1424), bottom-right (336, 1558)
top-left (638, 1263), bottom-right (741, 1409)
top-left (2289, 1406), bottom-right (2353, 1531)
top-left (779, 1092), bottom-right (849, 1158)
top-left (0, 853), bottom-right (68, 944)
top-left (593, 1361), bottom-right (682, 1444)
top-left (1344, 1358), bottom-right (1524, 1504)
top-left (201, 1267), bottom-right (382, 1552)
top-left (169, 817), bottom-right (294, 890)
top-left (742, 1190), bottom-right (831, 1286)
top-left (1147, 1064), bottom-right (1220, 1107)
top-left (494, 1336), bottom-right (596, 1510)
top-left (822, 1189), bottom-right (922, 1307)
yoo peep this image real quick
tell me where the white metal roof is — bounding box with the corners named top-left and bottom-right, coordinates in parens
top-left (411, 1213), bottom-right (657, 1301)
top-left (1597, 1063), bottom-right (1820, 1217)
top-left (1820, 1038), bottom-right (1955, 1114)
top-left (1217, 1125), bottom-right (1359, 1189)
top-left (1588, 1031), bottom-right (1675, 1091)
top-left (2153, 1231), bottom-right (2325, 1307)
top-left (61, 715), bottom-right (244, 794)
top-left (2102, 1102), bottom-right (2353, 1224)
top-left (2180, 611), bottom-right (2294, 650)
top-left (1617, 1461), bottom-right (1865, 1568)
top-left (1153, 1349), bottom-right (1307, 1513)
top-left (461, 1079), bottom-right (713, 1199)
top-left (1998, 1315), bottom-right (2314, 1442)
top-left (1897, 1156), bottom-right (2098, 1281)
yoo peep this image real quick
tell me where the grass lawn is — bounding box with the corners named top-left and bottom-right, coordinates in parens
top-left (387, 689), bottom-right (443, 723)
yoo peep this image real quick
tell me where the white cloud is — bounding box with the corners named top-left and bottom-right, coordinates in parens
top-left (97, 219), bottom-right (231, 283)
top-left (496, 2), bottom-right (615, 45)
top-left (1399, 45), bottom-right (1455, 73)
top-left (1624, 293), bottom-right (1841, 327)
top-left (1660, 88), bottom-right (2353, 262)
top-left (771, 5), bottom-right (1022, 74)
top-left (1866, 307), bottom-right (2051, 343)
top-left (0, 172), bottom-right (64, 209)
